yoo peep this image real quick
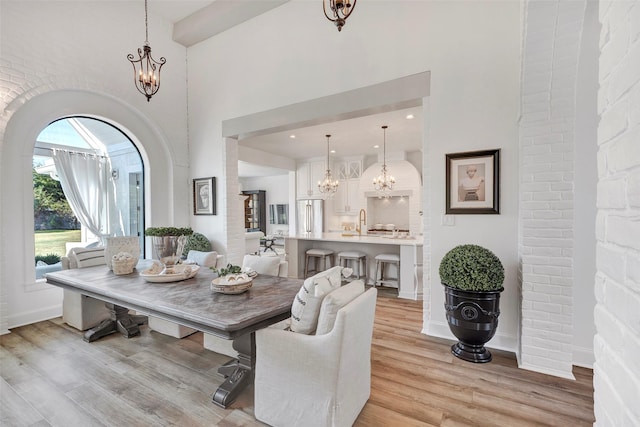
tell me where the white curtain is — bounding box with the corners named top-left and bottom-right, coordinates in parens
top-left (52, 149), bottom-right (122, 242)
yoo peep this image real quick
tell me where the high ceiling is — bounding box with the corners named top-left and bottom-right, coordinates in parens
top-left (148, 2), bottom-right (424, 177)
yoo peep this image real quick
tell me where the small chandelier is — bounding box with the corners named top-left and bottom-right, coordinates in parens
top-left (323, 0), bottom-right (357, 32)
top-left (373, 125), bottom-right (396, 198)
top-left (318, 134), bottom-right (339, 198)
top-left (127, 0), bottom-right (166, 102)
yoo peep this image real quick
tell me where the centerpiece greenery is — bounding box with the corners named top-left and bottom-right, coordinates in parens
top-left (145, 227), bottom-right (192, 265)
top-left (439, 244), bottom-right (505, 363)
top-left (211, 263), bottom-right (242, 277)
top-left (182, 232), bottom-right (211, 257)
top-left (145, 227), bottom-right (193, 237)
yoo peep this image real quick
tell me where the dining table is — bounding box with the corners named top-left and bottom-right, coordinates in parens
top-left (45, 261), bottom-right (303, 408)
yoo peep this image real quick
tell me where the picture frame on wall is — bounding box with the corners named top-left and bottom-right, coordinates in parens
top-left (193, 177), bottom-right (216, 215)
top-left (446, 149), bottom-right (500, 214)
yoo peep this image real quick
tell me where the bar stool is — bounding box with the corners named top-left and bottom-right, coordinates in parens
top-left (337, 251), bottom-right (367, 282)
top-left (304, 248), bottom-right (334, 278)
top-left (374, 253), bottom-right (400, 288)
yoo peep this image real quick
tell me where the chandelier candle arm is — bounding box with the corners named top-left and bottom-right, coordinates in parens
top-left (127, 0), bottom-right (166, 102)
top-left (318, 134), bottom-right (339, 198)
top-left (373, 125), bottom-right (396, 198)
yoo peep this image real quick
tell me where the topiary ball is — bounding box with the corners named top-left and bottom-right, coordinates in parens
top-left (181, 232), bottom-right (212, 257)
top-left (439, 244), bottom-right (505, 292)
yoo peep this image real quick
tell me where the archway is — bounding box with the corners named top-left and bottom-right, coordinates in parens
top-left (1, 89), bottom-right (176, 332)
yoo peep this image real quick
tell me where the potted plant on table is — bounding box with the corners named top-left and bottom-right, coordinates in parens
top-left (439, 244), bottom-right (505, 363)
top-left (145, 227), bottom-right (193, 266)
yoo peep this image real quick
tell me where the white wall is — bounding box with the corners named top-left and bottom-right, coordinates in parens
top-left (239, 175), bottom-right (290, 236)
top-left (573, 0), bottom-right (599, 368)
top-left (0, 1), bottom-right (189, 331)
top-left (187, 0), bottom-right (522, 351)
top-left (594, 0), bottom-right (640, 424)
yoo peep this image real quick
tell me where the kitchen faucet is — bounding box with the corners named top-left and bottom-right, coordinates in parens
top-left (356, 209), bottom-right (367, 236)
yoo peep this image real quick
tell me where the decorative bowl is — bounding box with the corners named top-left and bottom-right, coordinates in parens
top-left (112, 258), bottom-right (137, 275)
top-left (140, 264), bottom-right (200, 283)
top-left (211, 273), bottom-right (253, 294)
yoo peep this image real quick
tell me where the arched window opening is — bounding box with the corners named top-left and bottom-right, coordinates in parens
top-left (33, 117), bottom-right (144, 279)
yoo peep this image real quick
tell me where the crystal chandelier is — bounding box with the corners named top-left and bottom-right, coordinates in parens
top-left (323, 0), bottom-right (357, 32)
top-left (373, 125), bottom-right (396, 198)
top-left (127, 0), bottom-right (166, 102)
top-left (318, 134), bottom-right (339, 198)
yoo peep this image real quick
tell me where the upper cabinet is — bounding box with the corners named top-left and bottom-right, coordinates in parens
top-left (334, 158), bottom-right (362, 215)
top-left (296, 159), bottom-right (326, 200)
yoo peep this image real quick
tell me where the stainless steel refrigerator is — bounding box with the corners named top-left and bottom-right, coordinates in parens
top-left (297, 199), bottom-right (324, 235)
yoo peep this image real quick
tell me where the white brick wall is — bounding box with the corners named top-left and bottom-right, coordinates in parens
top-left (519, 0), bottom-right (586, 379)
top-left (0, 1), bottom-right (190, 330)
top-left (594, 0), bottom-right (640, 425)
top-left (223, 138), bottom-right (245, 267)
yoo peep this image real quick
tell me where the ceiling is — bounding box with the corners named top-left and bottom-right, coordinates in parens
top-left (151, 1), bottom-right (214, 24)
top-left (239, 106), bottom-right (423, 160)
top-left (147, 2), bottom-right (424, 177)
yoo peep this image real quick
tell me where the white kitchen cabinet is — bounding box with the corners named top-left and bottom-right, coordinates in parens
top-left (296, 160), bottom-right (326, 199)
top-left (334, 159), bottom-right (362, 215)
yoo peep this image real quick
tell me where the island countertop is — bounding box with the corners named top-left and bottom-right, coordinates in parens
top-left (286, 232), bottom-right (423, 246)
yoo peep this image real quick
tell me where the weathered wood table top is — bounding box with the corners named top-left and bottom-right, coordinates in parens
top-left (45, 263), bottom-right (302, 339)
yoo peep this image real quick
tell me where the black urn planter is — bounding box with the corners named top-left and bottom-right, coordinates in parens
top-left (444, 285), bottom-right (503, 363)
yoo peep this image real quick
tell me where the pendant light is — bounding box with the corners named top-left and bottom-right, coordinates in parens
top-left (373, 125), bottom-right (396, 198)
top-left (127, 0), bottom-right (166, 102)
top-left (323, 0), bottom-right (357, 32)
top-left (318, 134), bottom-right (339, 198)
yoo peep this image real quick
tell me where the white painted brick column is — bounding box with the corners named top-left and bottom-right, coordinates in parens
top-left (519, 0), bottom-right (586, 379)
top-left (223, 137), bottom-right (245, 266)
top-left (594, 0), bottom-right (640, 425)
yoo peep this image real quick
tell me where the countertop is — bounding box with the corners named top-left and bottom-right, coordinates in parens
top-left (287, 232), bottom-right (423, 246)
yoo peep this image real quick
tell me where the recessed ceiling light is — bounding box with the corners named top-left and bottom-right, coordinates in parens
top-left (289, 134), bottom-right (296, 139)
top-left (406, 114), bottom-right (414, 120)
top-left (330, 150), bottom-right (336, 154)
top-left (373, 145), bottom-right (380, 149)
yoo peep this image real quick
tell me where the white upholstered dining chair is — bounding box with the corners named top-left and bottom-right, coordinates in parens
top-left (254, 283), bottom-right (378, 427)
top-left (61, 246), bottom-right (112, 331)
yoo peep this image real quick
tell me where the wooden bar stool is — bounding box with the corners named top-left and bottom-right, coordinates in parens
top-left (374, 253), bottom-right (400, 288)
top-left (304, 248), bottom-right (334, 278)
top-left (337, 251), bottom-right (367, 282)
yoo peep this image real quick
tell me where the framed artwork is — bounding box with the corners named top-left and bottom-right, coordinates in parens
top-left (193, 177), bottom-right (216, 215)
top-left (446, 149), bottom-right (500, 214)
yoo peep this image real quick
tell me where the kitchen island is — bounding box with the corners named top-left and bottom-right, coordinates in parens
top-left (285, 232), bottom-right (423, 300)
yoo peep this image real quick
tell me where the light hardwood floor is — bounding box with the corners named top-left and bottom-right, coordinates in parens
top-left (1, 291), bottom-right (594, 426)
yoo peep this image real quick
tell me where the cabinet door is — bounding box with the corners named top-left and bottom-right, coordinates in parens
top-left (334, 179), bottom-right (361, 215)
top-left (298, 160), bottom-right (327, 199)
top-left (296, 163), bottom-right (310, 199)
top-left (347, 160), bottom-right (361, 179)
top-left (334, 180), bottom-right (349, 214)
top-left (309, 160), bottom-right (327, 198)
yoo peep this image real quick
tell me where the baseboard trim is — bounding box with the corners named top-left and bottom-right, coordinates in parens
top-left (7, 304), bottom-right (62, 330)
top-left (518, 361), bottom-right (576, 380)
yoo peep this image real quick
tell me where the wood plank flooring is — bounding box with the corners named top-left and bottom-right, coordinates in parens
top-left (1, 292), bottom-right (594, 426)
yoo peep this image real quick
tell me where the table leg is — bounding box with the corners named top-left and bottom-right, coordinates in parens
top-left (212, 332), bottom-right (255, 408)
top-left (83, 303), bottom-right (148, 343)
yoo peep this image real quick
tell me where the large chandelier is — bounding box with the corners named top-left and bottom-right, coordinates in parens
top-left (318, 134), bottom-right (339, 198)
top-left (127, 0), bottom-right (166, 102)
top-left (373, 125), bottom-right (396, 198)
top-left (323, 0), bottom-right (357, 32)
